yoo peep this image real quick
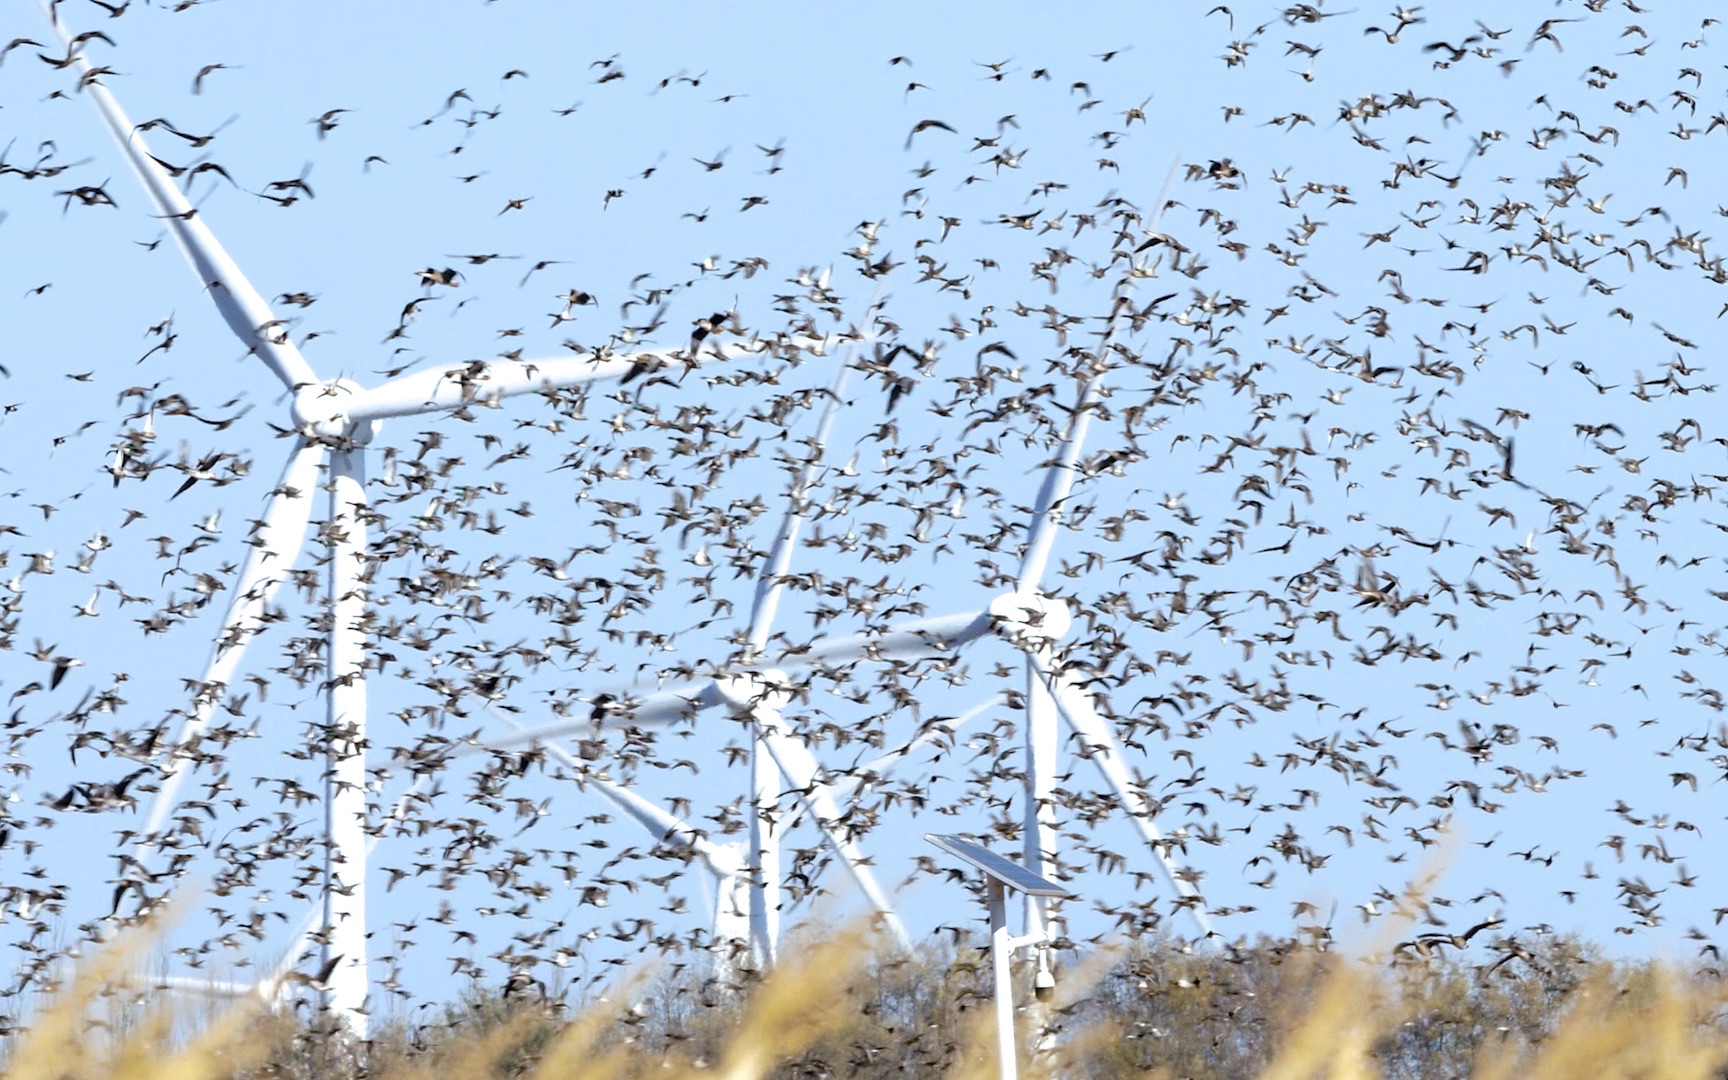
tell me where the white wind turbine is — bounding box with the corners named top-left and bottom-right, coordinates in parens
top-left (33, 2), bottom-right (837, 1034)
top-left (476, 182), bottom-right (1223, 959)
top-left (44, 0), bottom-right (948, 1026)
top-left (46, 2), bottom-right (1217, 1035)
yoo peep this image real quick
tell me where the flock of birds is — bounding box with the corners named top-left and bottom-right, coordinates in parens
top-left (1, 0), bottom-right (1728, 1030)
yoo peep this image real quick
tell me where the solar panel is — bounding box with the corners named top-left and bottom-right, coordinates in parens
top-left (924, 834), bottom-right (1072, 897)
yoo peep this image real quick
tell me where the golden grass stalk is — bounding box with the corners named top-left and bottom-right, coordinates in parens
top-left (2, 910), bottom-right (280, 1080)
top-left (1471, 964), bottom-right (1728, 1080)
top-left (697, 924), bottom-right (878, 1080)
top-left (9, 911), bottom-right (1728, 1080)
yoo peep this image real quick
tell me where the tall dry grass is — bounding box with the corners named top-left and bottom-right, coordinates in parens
top-left (6, 920), bottom-right (1727, 1080)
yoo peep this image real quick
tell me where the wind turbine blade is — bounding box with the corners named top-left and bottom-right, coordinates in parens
top-left (135, 439), bottom-right (323, 854)
top-left (744, 294), bottom-right (878, 653)
top-left (1024, 649), bottom-right (1218, 941)
top-left (754, 712), bottom-right (911, 950)
top-left (150, 977), bottom-right (257, 999)
top-left (483, 706), bottom-right (741, 878)
top-left (1015, 162), bottom-right (1180, 592)
top-left (588, 683), bottom-right (729, 728)
top-left (730, 290), bottom-right (880, 964)
top-left (461, 604), bottom-right (995, 767)
top-left (827, 692), bottom-right (1006, 804)
top-left (860, 692), bottom-right (1004, 774)
top-left (585, 775), bottom-right (747, 877)
top-left (39, 3), bottom-right (319, 392)
top-left (771, 609), bottom-right (994, 670)
top-left (468, 682), bottom-right (727, 750)
top-left (322, 447), bottom-right (369, 1034)
top-left (470, 611), bottom-right (989, 751)
top-left (344, 336), bottom-right (828, 423)
top-left (1013, 383), bottom-right (1101, 591)
top-left (488, 694), bottom-right (754, 965)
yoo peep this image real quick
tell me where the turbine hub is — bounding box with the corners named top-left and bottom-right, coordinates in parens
top-left (713, 669), bottom-right (795, 715)
top-left (987, 590), bottom-right (1073, 648)
top-left (291, 379), bottom-right (380, 445)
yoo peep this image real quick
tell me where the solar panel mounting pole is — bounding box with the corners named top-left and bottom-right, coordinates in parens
top-left (925, 833), bottom-right (1071, 1080)
top-left (986, 877), bottom-right (1027, 1080)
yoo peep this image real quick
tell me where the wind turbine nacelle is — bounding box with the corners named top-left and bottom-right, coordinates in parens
top-left (291, 379), bottom-right (381, 445)
top-left (986, 590), bottom-right (1072, 648)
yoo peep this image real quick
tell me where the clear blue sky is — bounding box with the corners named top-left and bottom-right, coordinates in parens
top-left (3, 0), bottom-right (1727, 1015)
